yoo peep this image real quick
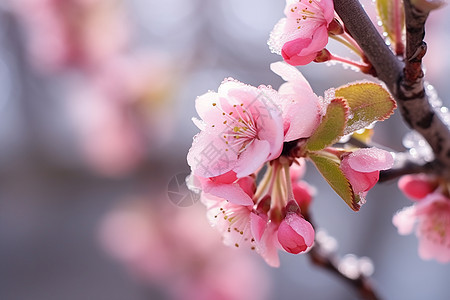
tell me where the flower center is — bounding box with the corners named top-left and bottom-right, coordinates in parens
top-left (290, 0), bottom-right (325, 29)
top-left (211, 101), bottom-right (259, 155)
top-left (214, 206), bottom-right (256, 250)
top-left (422, 203), bottom-right (450, 246)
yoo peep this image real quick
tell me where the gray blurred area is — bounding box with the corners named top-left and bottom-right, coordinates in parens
top-left (1, 0), bottom-right (450, 299)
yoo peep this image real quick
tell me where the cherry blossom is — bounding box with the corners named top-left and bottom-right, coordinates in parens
top-left (67, 80), bottom-right (145, 177)
top-left (268, 0), bottom-right (335, 66)
top-left (340, 148), bottom-right (394, 197)
top-left (187, 79), bottom-right (285, 178)
top-left (393, 193), bottom-right (450, 263)
top-left (10, 0), bottom-right (129, 72)
top-left (197, 158), bottom-right (315, 267)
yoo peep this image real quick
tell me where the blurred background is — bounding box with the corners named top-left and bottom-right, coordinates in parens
top-left (0, 0), bottom-right (450, 299)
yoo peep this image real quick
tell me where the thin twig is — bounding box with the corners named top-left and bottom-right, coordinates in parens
top-left (333, 0), bottom-right (450, 180)
top-left (379, 154), bottom-right (436, 182)
top-left (306, 214), bottom-right (381, 300)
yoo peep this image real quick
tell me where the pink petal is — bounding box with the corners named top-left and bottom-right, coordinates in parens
top-left (195, 91), bottom-right (223, 128)
top-left (281, 37), bottom-right (318, 66)
top-left (416, 197), bottom-right (450, 262)
top-left (340, 156), bottom-right (380, 194)
top-left (299, 25), bottom-right (329, 56)
top-left (271, 62), bottom-right (321, 141)
top-left (392, 206), bottom-right (417, 235)
top-left (278, 213), bottom-right (314, 254)
top-left (319, 0), bottom-right (336, 24)
top-left (209, 171), bottom-right (238, 185)
top-left (187, 131), bottom-right (238, 178)
top-left (237, 176), bottom-right (256, 198)
top-left (417, 219), bottom-right (450, 262)
top-left (281, 91), bottom-right (321, 141)
top-left (191, 117), bottom-right (206, 131)
top-left (204, 182), bottom-right (253, 206)
top-left (270, 61), bottom-right (312, 91)
top-left (217, 79), bottom-right (250, 98)
top-left (418, 239), bottom-right (450, 263)
top-left (250, 212), bottom-right (268, 242)
top-left (233, 139), bottom-right (271, 177)
top-left (256, 223), bottom-right (281, 267)
top-left (347, 148), bottom-right (394, 172)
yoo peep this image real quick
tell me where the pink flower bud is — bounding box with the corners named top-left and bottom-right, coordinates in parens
top-left (281, 37), bottom-right (323, 66)
top-left (340, 148), bottom-right (394, 195)
top-left (269, 0), bottom-right (335, 66)
top-left (278, 212), bottom-right (314, 254)
top-left (398, 174), bottom-right (437, 201)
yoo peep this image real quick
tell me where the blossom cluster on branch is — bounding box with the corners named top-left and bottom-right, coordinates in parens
top-left (187, 58), bottom-right (395, 266)
top-left (186, 0), bottom-right (450, 298)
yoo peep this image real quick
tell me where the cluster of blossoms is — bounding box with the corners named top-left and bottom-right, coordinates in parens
top-left (99, 198), bottom-right (270, 300)
top-left (9, 0), bottom-right (176, 176)
top-left (9, 0), bottom-right (129, 72)
top-left (393, 174), bottom-right (450, 263)
top-left (187, 62), bottom-right (394, 266)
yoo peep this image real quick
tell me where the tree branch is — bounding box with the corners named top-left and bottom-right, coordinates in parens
top-left (334, 0), bottom-right (450, 180)
top-left (306, 214), bottom-right (381, 300)
top-left (397, 1), bottom-right (450, 176)
top-left (308, 245), bottom-right (380, 300)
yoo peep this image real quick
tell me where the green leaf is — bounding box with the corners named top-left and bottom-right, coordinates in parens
top-left (305, 98), bottom-right (349, 152)
top-left (308, 152), bottom-right (360, 211)
top-left (335, 82), bottom-right (396, 135)
top-left (376, 0), bottom-right (404, 53)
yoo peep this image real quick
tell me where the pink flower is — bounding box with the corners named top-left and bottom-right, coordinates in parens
top-left (187, 79), bottom-right (285, 178)
top-left (67, 80), bottom-right (144, 177)
top-left (270, 62), bottom-right (323, 141)
top-left (268, 0), bottom-right (335, 66)
top-left (278, 211), bottom-right (315, 254)
top-left (340, 148), bottom-right (394, 196)
top-left (398, 174), bottom-right (438, 201)
top-left (393, 193), bottom-right (450, 263)
top-left (197, 158), bottom-right (316, 267)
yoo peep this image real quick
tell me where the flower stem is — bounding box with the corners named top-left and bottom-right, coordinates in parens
top-left (393, 0), bottom-right (405, 56)
top-left (329, 53), bottom-right (370, 71)
top-left (329, 34), bottom-right (364, 58)
top-left (254, 164), bottom-right (273, 201)
top-left (283, 163), bottom-right (295, 203)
